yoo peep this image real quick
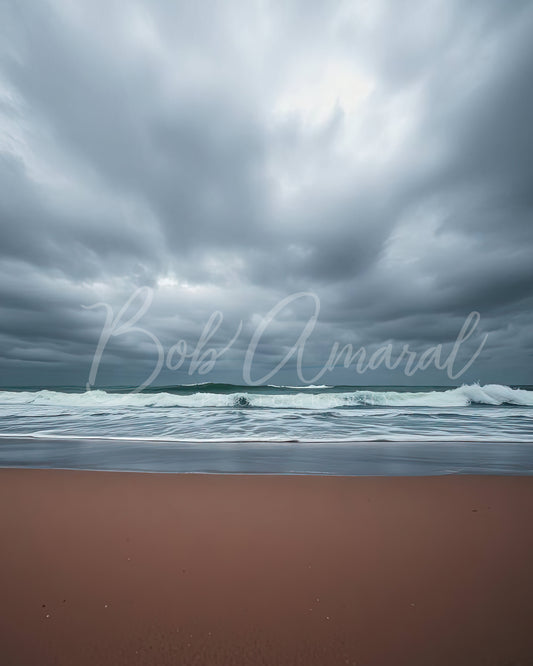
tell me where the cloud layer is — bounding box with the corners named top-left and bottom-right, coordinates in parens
top-left (1, 0), bottom-right (532, 386)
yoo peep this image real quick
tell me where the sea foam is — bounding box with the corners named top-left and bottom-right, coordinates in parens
top-left (0, 383), bottom-right (532, 410)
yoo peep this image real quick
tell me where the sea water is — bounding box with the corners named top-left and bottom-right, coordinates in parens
top-left (0, 383), bottom-right (532, 474)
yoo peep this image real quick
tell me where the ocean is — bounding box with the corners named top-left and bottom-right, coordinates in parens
top-left (1, 383), bottom-right (533, 475)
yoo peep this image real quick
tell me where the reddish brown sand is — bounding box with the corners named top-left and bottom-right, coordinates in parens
top-left (0, 470), bottom-right (532, 666)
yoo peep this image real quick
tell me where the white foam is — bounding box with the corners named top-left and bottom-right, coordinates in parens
top-left (0, 384), bottom-right (531, 410)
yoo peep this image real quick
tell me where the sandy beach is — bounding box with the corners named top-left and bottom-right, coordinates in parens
top-left (1, 469), bottom-right (532, 665)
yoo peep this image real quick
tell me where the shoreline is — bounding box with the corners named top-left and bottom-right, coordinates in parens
top-left (1, 469), bottom-right (533, 665)
top-left (2, 466), bottom-right (533, 478)
top-left (1, 436), bottom-right (533, 476)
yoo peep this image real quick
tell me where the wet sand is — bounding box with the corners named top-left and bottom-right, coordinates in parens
top-left (1, 469), bottom-right (532, 665)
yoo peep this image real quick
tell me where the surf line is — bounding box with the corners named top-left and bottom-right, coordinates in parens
top-left (84, 289), bottom-right (488, 391)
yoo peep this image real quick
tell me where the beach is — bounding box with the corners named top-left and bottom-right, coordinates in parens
top-left (2, 0), bottom-right (533, 662)
top-left (1, 469), bottom-right (532, 665)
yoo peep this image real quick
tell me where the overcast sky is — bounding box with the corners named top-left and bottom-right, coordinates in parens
top-left (1, 0), bottom-right (532, 387)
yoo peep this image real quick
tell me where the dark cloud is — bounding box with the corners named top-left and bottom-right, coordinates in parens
top-left (0, 0), bottom-right (532, 386)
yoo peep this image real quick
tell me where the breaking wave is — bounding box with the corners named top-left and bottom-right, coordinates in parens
top-left (0, 383), bottom-right (532, 410)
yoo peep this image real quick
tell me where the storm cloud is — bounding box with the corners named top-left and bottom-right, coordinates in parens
top-left (0, 0), bottom-right (532, 386)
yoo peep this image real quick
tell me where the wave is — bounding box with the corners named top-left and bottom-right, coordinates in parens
top-left (2, 432), bottom-right (533, 443)
top-left (268, 384), bottom-right (333, 390)
top-left (0, 384), bottom-right (532, 409)
top-left (144, 382), bottom-right (335, 393)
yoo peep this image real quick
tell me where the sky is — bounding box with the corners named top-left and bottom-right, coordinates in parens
top-left (0, 0), bottom-right (532, 388)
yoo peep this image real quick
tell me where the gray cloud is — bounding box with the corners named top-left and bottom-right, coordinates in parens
top-left (0, 0), bottom-right (532, 386)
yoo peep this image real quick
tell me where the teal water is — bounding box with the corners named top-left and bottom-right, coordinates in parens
top-left (1, 384), bottom-right (532, 474)
top-left (0, 383), bottom-right (532, 442)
